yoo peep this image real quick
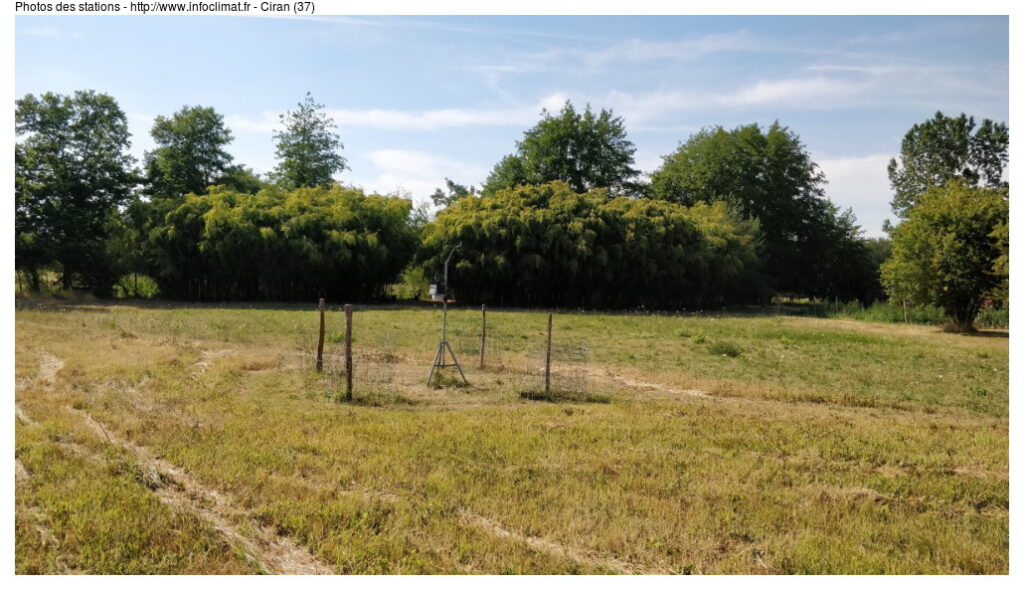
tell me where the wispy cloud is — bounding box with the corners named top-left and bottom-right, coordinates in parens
top-left (604, 76), bottom-right (863, 124)
top-left (461, 31), bottom-right (762, 80)
top-left (227, 93), bottom-right (569, 133)
top-left (581, 32), bottom-right (761, 69)
top-left (720, 76), bottom-right (862, 107)
top-left (227, 75), bottom-right (865, 136)
top-left (356, 149), bottom-right (488, 204)
top-left (244, 14), bottom-right (600, 43)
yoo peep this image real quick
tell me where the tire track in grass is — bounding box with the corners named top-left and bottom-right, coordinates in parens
top-left (27, 349), bottom-right (656, 573)
top-left (27, 351), bottom-right (331, 574)
top-left (598, 370), bottom-right (713, 400)
top-left (460, 510), bottom-right (668, 574)
top-left (66, 404), bottom-right (333, 575)
top-left (15, 404), bottom-right (112, 575)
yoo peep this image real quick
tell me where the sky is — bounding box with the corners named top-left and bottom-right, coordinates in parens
top-left (14, 14), bottom-right (1009, 237)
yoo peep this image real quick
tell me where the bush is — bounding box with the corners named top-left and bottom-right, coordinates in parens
top-left (811, 300), bottom-right (1007, 330)
top-left (113, 274), bottom-right (159, 299)
top-left (418, 181), bottom-right (763, 309)
top-left (708, 340), bottom-right (743, 357)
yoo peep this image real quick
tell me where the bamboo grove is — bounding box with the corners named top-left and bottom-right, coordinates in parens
top-left (15, 91), bottom-right (1008, 317)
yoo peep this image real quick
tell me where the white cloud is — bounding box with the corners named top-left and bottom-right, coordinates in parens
top-left (356, 149), bottom-right (488, 206)
top-left (226, 75), bottom-right (862, 141)
top-left (804, 64), bottom-right (903, 76)
top-left (817, 153), bottom-right (895, 236)
top-left (603, 77), bottom-right (861, 124)
top-left (721, 77), bottom-right (862, 107)
top-left (227, 93), bottom-right (569, 134)
top-left (462, 31), bottom-right (762, 80)
top-left (581, 32), bottom-right (761, 69)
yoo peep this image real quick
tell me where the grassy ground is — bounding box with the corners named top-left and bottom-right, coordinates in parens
top-left (15, 300), bottom-right (1008, 574)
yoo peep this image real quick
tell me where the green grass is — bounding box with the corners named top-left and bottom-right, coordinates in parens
top-left (16, 411), bottom-right (258, 574)
top-left (792, 300), bottom-right (1008, 330)
top-left (15, 300), bottom-right (1008, 574)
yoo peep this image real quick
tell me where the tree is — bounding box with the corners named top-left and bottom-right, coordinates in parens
top-left (145, 105), bottom-right (234, 201)
top-left (483, 101), bottom-right (638, 195)
top-left (880, 181), bottom-right (1008, 332)
top-left (648, 122), bottom-right (869, 298)
top-left (483, 155), bottom-right (532, 194)
top-left (418, 181), bottom-right (762, 308)
top-left (141, 185), bottom-right (416, 301)
top-left (216, 165), bottom-right (266, 194)
top-left (15, 90), bottom-right (136, 294)
top-left (429, 178), bottom-right (476, 209)
top-left (888, 111), bottom-right (1008, 218)
top-left (272, 93), bottom-right (347, 189)
top-left (860, 236), bottom-right (893, 303)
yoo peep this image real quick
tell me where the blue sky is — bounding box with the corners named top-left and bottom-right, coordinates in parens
top-left (15, 15), bottom-right (1009, 236)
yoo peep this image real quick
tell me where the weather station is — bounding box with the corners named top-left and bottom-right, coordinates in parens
top-left (426, 244), bottom-right (469, 386)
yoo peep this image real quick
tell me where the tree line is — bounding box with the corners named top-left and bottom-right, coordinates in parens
top-left (14, 90), bottom-right (1009, 328)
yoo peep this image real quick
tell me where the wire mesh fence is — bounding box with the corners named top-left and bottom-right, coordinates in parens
top-left (292, 321), bottom-right (399, 400)
top-left (287, 305), bottom-right (604, 402)
top-left (529, 342), bottom-right (589, 396)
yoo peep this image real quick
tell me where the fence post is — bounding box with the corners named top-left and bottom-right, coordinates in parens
top-left (545, 313), bottom-right (552, 395)
top-left (479, 304), bottom-right (487, 369)
top-left (316, 297), bottom-right (325, 373)
top-left (344, 304), bottom-right (353, 401)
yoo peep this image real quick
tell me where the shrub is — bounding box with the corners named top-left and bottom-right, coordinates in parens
top-left (708, 340), bottom-right (742, 357)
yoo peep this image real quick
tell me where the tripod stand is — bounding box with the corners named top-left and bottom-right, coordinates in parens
top-left (427, 297), bottom-right (468, 386)
top-left (426, 245), bottom-right (469, 386)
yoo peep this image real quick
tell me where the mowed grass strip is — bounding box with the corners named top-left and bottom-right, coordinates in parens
top-left (15, 303), bottom-right (1008, 573)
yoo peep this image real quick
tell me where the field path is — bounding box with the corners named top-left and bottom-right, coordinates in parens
top-left (25, 351), bottom-right (332, 575)
top-left (589, 367), bottom-right (712, 400)
top-left (461, 511), bottom-right (668, 574)
top-left (37, 353), bottom-right (64, 384)
top-left (67, 404), bottom-right (333, 574)
top-left (190, 348), bottom-right (235, 378)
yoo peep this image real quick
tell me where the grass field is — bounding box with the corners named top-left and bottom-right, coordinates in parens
top-left (14, 300), bottom-right (1009, 574)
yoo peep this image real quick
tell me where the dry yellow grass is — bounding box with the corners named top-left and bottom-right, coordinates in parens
top-left (15, 301), bottom-right (1008, 574)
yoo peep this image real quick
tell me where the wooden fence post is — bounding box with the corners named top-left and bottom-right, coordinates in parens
top-left (545, 313), bottom-right (552, 395)
top-left (479, 304), bottom-right (487, 369)
top-left (344, 304), bottom-right (353, 401)
top-left (316, 297), bottom-right (325, 372)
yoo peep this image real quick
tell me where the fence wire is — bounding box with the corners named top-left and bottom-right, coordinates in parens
top-left (293, 322), bottom-right (398, 398)
top-left (528, 341), bottom-right (589, 396)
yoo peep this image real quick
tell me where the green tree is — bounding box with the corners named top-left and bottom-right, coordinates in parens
top-left (483, 101), bottom-right (638, 195)
top-left (15, 90), bottom-right (136, 294)
top-left (429, 178), bottom-right (476, 208)
top-left (649, 122), bottom-right (868, 298)
top-left (881, 181), bottom-right (1008, 332)
top-left (888, 111), bottom-right (1008, 218)
top-left (145, 105), bottom-right (234, 201)
top-left (272, 93), bottom-right (347, 189)
top-left (216, 165), bottom-right (266, 194)
top-left (861, 236), bottom-right (893, 302)
top-left (482, 154), bottom-right (532, 193)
